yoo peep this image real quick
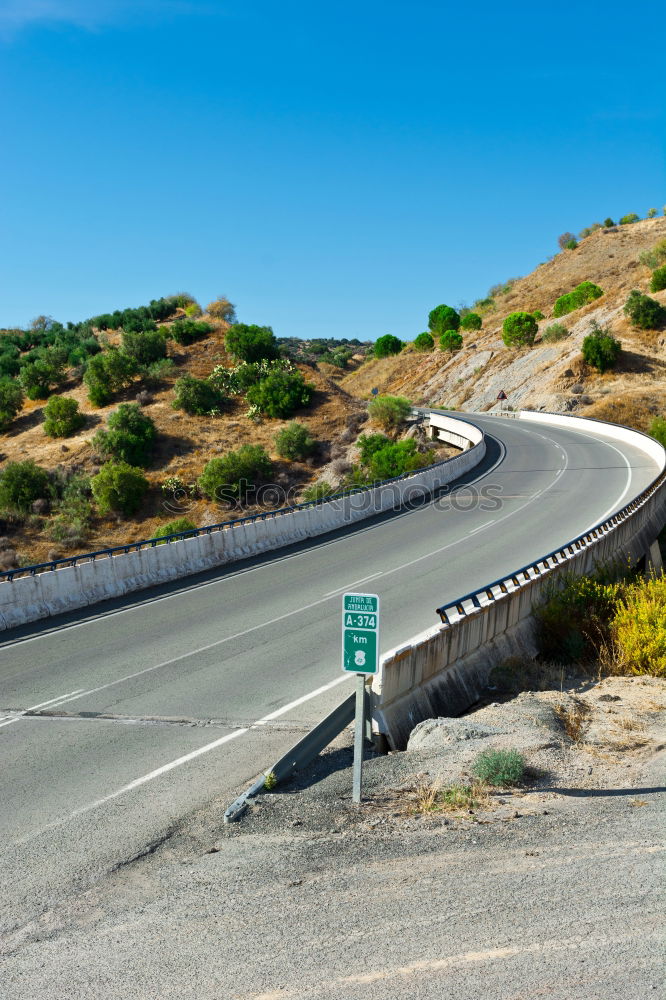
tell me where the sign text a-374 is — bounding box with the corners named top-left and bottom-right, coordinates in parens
top-left (342, 593), bottom-right (380, 674)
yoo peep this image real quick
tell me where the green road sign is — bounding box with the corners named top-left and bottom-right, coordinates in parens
top-left (342, 592), bottom-right (380, 674)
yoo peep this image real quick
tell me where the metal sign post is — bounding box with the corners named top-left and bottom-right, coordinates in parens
top-left (342, 592), bottom-right (380, 804)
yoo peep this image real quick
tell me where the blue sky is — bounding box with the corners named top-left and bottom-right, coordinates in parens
top-left (1, 0), bottom-right (664, 340)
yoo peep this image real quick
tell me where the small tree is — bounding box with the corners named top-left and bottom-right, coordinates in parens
top-left (121, 329), bottom-right (167, 365)
top-left (172, 374), bottom-right (226, 415)
top-left (603, 217), bottom-right (615, 227)
top-left (0, 460), bottom-right (50, 512)
top-left (367, 394), bottom-right (411, 432)
top-left (440, 330), bottom-right (463, 351)
top-left (43, 396), bottom-right (85, 437)
top-left (460, 312), bottom-right (482, 331)
top-left (0, 377), bottom-right (24, 430)
top-left (428, 304), bottom-right (460, 334)
top-left (205, 296), bottom-right (237, 323)
top-left (93, 403), bottom-right (157, 466)
top-left (582, 329), bottom-right (621, 373)
top-left (225, 323), bottom-right (280, 363)
top-left (619, 213), bottom-right (640, 225)
top-left (84, 348), bottom-right (137, 406)
top-left (168, 319), bottom-right (214, 346)
top-left (18, 350), bottom-right (65, 400)
top-left (502, 312), bottom-right (538, 348)
top-left (374, 334), bottom-right (403, 358)
top-left (558, 232), bottom-right (576, 250)
top-left (198, 445), bottom-right (272, 503)
top-left (413, 332), bottom-right (434, 352)
top-left (246, 370), bottom-right (313, 418)
top-left (647, 207), bottom-right (658, 219)
top-left (624, 290), bottom-right (666, 330)
top-left (274, 422), bottom-right (316, 460)
top-left (650, 264), bottom-right (666, 293)
top-left (91, 461), bottom-right (149, 516)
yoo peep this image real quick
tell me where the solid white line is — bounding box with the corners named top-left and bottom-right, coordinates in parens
top-left (16, 727), bottom-right (249, 846)
top-left (252, 674), bottom-right (351, 725)
top-left (579, 437), bottom-right (633, 531)
top-left (468, 520), bottom-right (496, 535)
top-left (0, 688), bottom-right (85, 729)
top-left (324, 572), bottom-right (383, 597)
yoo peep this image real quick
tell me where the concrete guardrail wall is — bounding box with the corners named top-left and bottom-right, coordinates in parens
top-left (371, 411), bottom-right (666, 749)
top-left (0, 415), bottom-right (485, 631)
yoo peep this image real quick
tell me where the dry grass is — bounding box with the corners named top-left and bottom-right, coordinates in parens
top-left (554, 700), bottom-right (590, 743)
top-left (615, 714), bottom-right (646, 733)
top-left (409, 779), bottom-right (491, 815)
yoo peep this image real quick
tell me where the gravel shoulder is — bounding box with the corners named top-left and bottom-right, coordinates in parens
top-left (2, 675), bottom-right (664, 999)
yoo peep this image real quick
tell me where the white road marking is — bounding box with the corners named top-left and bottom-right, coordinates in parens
top-left (324, 572), bottom-right (382, 597)
top-left (468, 520), bottom-right (496, 535)
top-left (0, 689), bottom-right (85, 729)
top-left (252, 674), bottom-right (350, 725)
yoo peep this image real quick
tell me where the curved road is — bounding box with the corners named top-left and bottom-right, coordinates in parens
top-left (0, 413), bottom-right (661, 934)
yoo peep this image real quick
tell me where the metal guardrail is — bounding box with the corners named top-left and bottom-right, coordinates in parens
top-left (0, 418), bottom-right (480, 584)
top-left (435, 458), bottom-right (666, 625)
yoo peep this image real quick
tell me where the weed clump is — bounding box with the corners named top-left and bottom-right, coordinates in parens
top-left (471, 749), bottom-right (525, 787)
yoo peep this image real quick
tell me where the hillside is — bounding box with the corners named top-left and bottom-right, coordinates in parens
top-left (343, 217), bottom-right (666, 428)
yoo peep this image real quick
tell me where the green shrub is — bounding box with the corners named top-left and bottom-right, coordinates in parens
top-left (302, 481), bottom-right (335, 502)
top-left (374, 334), bottom-right (403, 358)
top-left (535, 574), bottom-right (621, 663)
top-left (428, 304), bottom-right (460, 334)
top-left (121, 328), bottom-right (167, 365)
top-left (582, 328), bottom-right (621, 373)
top-left (155, 517), bottom-right (197, 541)
top-left (0, 377), bottom-right (24, 430)
top-left (141, 358), bottom-right (175, 385)
top-left (440, 330), bottom-right (463, 351)
top-left (168, 319), bottom-right (214, 346)
top-left (225, 324), bottom-right (280, 363)
top-left (274, 422), bottom-right (316, 460)
top-left (579, 223), bottom-right (603, 239)
top-left (647, 207), bottom-right (658, 219)
top-left (649, 416), bottom-right (666, 447)
top-left (18, 349), bottom-right (66, 400)
top-left (460, 312), bottom-right (482, 331)
top-left (205, 296), bottom-right (237, 323)
top-left (623, 289), bottom-right (666, 330)
top-left (91, 461), bottom-right (149, 516)
top-left (540, 322), bottom-right (569, 343)
top-left (0, 460), bottom-right (50, 512)
top-left (603, 217), bottom-right (615, 227)
top-left (471, 749), bottom-right (525, 787)
top-left (413, 332), bottom-right (434, 351)
top-left (93, 403), bottom-right (157, 467)
top-left (198, 445), bottom-right (272, 503)
top-left (357, 433), bottom-right (391, 464)
top-left (49, 475), bottom-right (93, 548)
top-left (0, 346), bottom-right (20, 378)
top-left (532, 310), bottom-right (545, 321)
top-left (557, 231), bottom-right (576, 250)
top-left (364, 439), bottom-right (431, 480)
top-left (172, 374), bottom-right (227, 415)
top-left (639, 239), bottom-right (666, 269)
top-left (564, 239), bottom-right (578, 250)
top-left (502, 312), bottom-right (538, 348)
top-left (43, 395), bottom-right (85, 437)
top-left (611, 576), bottom-right (666, 676)
top-left (553, 280), bottom-right (604, 317)
top-left (367, 394), bottom-right (412, 431)
top-left (84, 348), bottom-right (137, 406)
top-left (246, 370), bottom-right (313, 419)
top-left (650, 264), bottom-right (666, 292)
top-left (619, 213), bottom-right (640, 225)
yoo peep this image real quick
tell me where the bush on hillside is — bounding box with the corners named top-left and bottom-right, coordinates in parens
top-left (363, 438), bottom-right (431, 480)
top-left (535, 574), bottom-right (621, 663)
top-left (172, 374), bottom-right (227, 416)
top-left (532, 310), bottom-right (545, 321)
top-left (49, 475), bottom-right (93, 548)
top-left (302, 481), bottom-right (335, 502)
top-left (225, 324), bottom-right (280, 363)
top-left (611, 576), bottom-right (666, 677)
top-left (43, 396), bottom-right (85, 437)
top-left (440, 330), bottom-right (463, 351)
top-left (374, 334), bottom-right (403, 358)
top-left (205, 296), bottom-right (237, 323)
top-left (367, 394), bottom-right (412, 432)
top-left (579, 222), bottom-right (603, 239)
top-left (502, 312), bottom-right (538, 348)
top-left (0, 460), bottom-right (50, 513)
top-left (91, 461), bottom-right (149, 516)
top-left (623, 289), bottom-right (666, 330)
top-left (603, 217), bottom-right (615, 228)
top-left (0, 345), bottom-right (20, 378)
top-left (650, 264), bottom-right (666, 293)
top-left (557, 232), bottom-right (576, 250)
top-left (619, 213), bottom-right (640, 225)
top-left (18, 350), bottom-right (66, 400)
top-left (246, 370), bottom-right (313, 418)
top-left (168, 319), bottom-right (214, 346)
top-left (121, 328), bottom-right (167, 365)
top-left (553, 280), bottom-right (604, 317)
top-left (540, 323), bottom-right (569, 343)
top-left (93, 403), bottom-right (157, 467)
top-left (198, 445), bottom-right (273, 504)
top-left (274, 422), bottom-right (316, 460)
top-left (647, 207), bottom-right (658, 219)
top-left (0, 377), bottom-right (24, 430)
top-left (413, 332), bottom-right (435, 352)
top-left (428, 304), bottom-right (460, 334)
top-left (649, 416), bottom-right (666, 448)
top-left (639, 239), bottom-right (666, 270)
top-left (357, 433), bottom-right (391, 464)
top-left (582, 328), bottom-right (621, 373)
top-left (84, 348), bottom-right (138, 406)
top-left (460, 312), bottom-right (482, 331)
top-left (155, 518), bottom-right (197, 542)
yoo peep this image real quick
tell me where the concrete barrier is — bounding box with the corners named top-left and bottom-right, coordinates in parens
top-left (371, 411), bottom-right (666, 749)
top-left (0, 414), bottom-right (485, 630)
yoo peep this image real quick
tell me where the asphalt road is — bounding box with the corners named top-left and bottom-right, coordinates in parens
top-left (0, 414), bottom-right (660, 936)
